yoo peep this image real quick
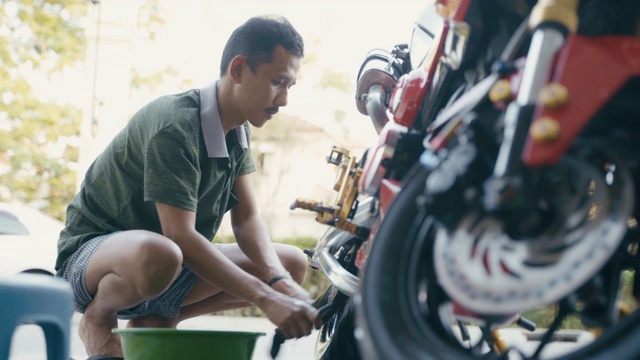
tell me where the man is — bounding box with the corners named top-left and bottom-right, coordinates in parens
top-left (55, 15), bottom-right (319, 358)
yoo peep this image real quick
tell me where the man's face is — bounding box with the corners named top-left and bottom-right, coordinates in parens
top-left (237, 45), bottom-right (301, 128)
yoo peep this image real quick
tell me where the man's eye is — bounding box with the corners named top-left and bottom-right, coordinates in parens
top-left (273, 81), bottom-right (284, 87)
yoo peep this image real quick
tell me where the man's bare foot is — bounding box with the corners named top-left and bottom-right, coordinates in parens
top-left (78, 313), bottom-right (123, 357)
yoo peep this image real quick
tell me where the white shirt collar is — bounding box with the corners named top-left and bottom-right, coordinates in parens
top-left (199, 81), bottom-right (248, 158)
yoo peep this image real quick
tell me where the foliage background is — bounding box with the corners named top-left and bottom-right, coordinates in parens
top-left (0, 0), bottom-right (87, 219)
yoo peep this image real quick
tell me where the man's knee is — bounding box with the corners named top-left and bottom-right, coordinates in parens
top-left (279, 244), bottom-right (309, 284)
top-left (134, 234), bottom-right (183, 296)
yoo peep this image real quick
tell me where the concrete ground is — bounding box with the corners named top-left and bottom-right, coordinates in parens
top-left (7, 313), bottom-right (592, 360)
top-left (8, 313), bottom-right (317, 360)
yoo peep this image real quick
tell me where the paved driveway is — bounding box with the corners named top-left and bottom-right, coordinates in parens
top-left (8, 313), bottom-right (317, 360)
top-left (8, 313), bottom-right (591, 360)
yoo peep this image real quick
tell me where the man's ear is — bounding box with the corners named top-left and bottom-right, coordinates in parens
top-left (229, 55), bottom-right (246, 83)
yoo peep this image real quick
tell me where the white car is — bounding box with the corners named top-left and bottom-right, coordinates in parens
top-left (0, 202), bottom-right (63, 276)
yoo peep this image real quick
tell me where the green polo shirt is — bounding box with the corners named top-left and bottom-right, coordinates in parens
top-left (55, 82), bottom-right (255, 270)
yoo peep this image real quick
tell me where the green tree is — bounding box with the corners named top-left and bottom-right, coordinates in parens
top-left (130, 0), bottom-right (192, 99)
top-left (0, 0), bottom-right (87, 220)
top-left (136, 0), bottom-right (164, 41)
top-left (319, 68), bottom-right (352, 94)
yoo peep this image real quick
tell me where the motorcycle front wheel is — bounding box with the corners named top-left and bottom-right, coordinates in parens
top-left (356, 161), bottom-right (640, 360)
top-left (314, 284), bottom-right (360, 360)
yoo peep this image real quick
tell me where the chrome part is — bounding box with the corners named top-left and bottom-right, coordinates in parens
top-left (310, 197), bottom-right (375, 266)
top-left (363, 85), bottom-right (389, 134)
top-left (434, 149), bottom-right (634, 314)
top-left (311, 229), bottom-right (351, 267)
top-left (355, 49), bottom-right (405, 134)
top-left (356, 65), bottom-right (397, 115)
top-left (491, 102), bottom-right (522, 177)
top-left (516, 28), bottom-right (566, 105)
top-left (320, 247), bottom-right (359, 296)
top-left (493, 28), bottom-right (566, 178)
top-left (313, 197), bottom-right (377, 296)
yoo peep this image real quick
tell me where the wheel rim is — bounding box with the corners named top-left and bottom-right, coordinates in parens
top-left (315, 286), bottom-right (341, 358)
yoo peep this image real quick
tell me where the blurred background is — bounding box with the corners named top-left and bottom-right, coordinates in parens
top-left (1, 0), bottom-right (424, 234)
top-left (0, 0), bottom-right (424, 298)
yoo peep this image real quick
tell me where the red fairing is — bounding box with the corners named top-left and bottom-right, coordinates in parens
top-left (378, 178), bottom-right (402, 217)
top-left (391, 69), bottom-right (430, 127)
top-left (359, 122), bottom-right (407, 196)
top-left (356, 178), bottom-right (401, 271)
top-left (390, 19), bottom-right (449, 127)
top-left (523, 35), bottom-right (640, 167)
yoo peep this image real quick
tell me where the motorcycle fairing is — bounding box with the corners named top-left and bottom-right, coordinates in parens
top-left (391, 44), bottom-right (444, 127)
top-left (390, 2), bottom-right (454, 128)
top-left (378, 178), bottom-right (402, 218)
top-left (523, 35), bottom-right (640, 167)
top-left (359, 121), bottom-right (408, 196)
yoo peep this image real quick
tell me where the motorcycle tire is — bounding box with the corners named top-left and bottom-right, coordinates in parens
top-left (356, 162), bottom-right (461, 360)
top-left (356, 161), bottom-right (640, 360)
top-left (314, 285), bottom-right (361, 360)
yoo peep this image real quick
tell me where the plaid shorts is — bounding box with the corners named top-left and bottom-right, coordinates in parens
top-left (56, 233), bottom-right (199, 320)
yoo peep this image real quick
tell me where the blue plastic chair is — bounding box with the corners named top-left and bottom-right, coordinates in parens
top-left (0, 274), bottom-right (73, 360)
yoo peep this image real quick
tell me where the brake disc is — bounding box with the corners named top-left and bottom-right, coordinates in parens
top-left (433, 153), bottom-right (634, 314)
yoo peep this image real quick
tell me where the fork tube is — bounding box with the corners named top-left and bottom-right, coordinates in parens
top-left (493, 29), bottom-right (566, 177)
top-left (492, 0), bottom-right (580, 178)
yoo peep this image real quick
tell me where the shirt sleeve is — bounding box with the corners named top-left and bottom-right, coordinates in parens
top-left (239, 147), bottom-right (256, 175)
top-left (143, 128), bottom-right (199, 212)
top-left (238, 123), bottom-right (256, 175)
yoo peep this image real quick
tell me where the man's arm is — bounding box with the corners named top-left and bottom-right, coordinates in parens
top-left (155, 201), bottom-right (317, 338)
top-left (230, 174), bottom-right (310, 300)
top-left (156, 202), bottom-right (272, 304)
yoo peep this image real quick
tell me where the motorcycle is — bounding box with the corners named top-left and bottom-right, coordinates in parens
top-left (282, 1), bottom-right (482, 357)
top-left (284, 10), bottom-right (435, 358)
top-left (357, 0), bottom-right (640, 359)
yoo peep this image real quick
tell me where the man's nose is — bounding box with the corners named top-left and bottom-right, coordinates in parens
top-left (275, 88), bottom-right (288, 107)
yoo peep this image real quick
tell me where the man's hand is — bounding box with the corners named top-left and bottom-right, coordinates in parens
top-left (259, 291), bottom-right (320, 339)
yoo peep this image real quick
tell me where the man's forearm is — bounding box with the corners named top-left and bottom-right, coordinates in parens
top-left (232, 214), bottom-right (287, 280)
top-left (175, 227), bottom-right (276, 304)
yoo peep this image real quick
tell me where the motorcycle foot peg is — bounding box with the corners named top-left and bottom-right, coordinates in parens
top-left (303, 248), bottom-right (314, 258)
top-left (516, 315), bottom-right (537, 332)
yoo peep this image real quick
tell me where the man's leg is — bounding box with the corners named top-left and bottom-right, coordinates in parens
top-left (127, 242), bottom-right (309, 327)
top-left (80, 230), bottom-right (183, 357)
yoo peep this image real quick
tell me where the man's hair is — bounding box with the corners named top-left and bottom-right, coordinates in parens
top-left (220, 15), bottom-right (304, 77)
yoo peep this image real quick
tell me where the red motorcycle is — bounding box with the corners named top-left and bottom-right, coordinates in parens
top-left (286, 9), bottom-right (431, 358)
top-left (357, 0), bottom-right (640, 359)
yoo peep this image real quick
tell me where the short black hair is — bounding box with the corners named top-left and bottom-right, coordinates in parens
top-left (219, 15), bottom-right (304, 77)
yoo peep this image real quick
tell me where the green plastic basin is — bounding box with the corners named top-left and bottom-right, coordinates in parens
top-left (113, 328), bottom-right (266, 360)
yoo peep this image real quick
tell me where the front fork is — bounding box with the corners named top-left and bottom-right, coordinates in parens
top-left (484, 0), bottom-right (580, 222)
